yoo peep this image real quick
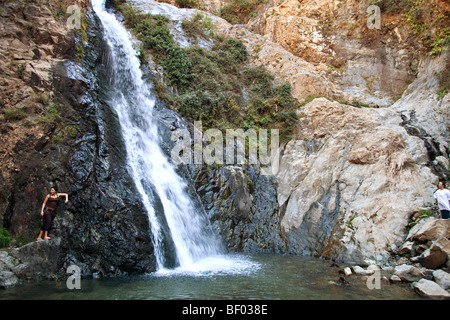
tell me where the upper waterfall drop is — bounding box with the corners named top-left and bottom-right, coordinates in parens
top-left (91, 0), bottom-right (224, 270)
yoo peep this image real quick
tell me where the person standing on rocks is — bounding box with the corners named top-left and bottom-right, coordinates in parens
top-left (36, 186), bottom-right (68, 240)
top-left (433, 181), bottom-right (450, 219)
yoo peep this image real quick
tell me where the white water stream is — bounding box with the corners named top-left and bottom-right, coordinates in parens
top-left (91, 0), bottom-right (251, 274)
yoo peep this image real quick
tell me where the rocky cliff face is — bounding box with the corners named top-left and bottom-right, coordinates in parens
top-left (0, 0), bottom-right (157, 283)
top-left (246, 0), bottom-right (425, 106)
top-left (273, 44), bottom-right (449, 263)
top-left (204, 0), bottom-right (448, 107)
top-left (277, 89), bottom-right (445, 263)
top-left (154, 0), bottom-right (449, 264)
top-left (0, 1), bottom-right (72, 233)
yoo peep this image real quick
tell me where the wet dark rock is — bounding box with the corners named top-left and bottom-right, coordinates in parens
top-left (55, 10), bottom-right (157, 277)
top-left (337, 276), bottom-right (350, 286)
top-left (8, 239), bottom-right (62, 281)
top-left (1, 8), bottom-right (158, 282)
top-left (190, 162), bottom-right (286, 253)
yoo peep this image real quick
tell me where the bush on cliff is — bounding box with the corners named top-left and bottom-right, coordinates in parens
top-left (0, 227), bottom-right (11, 248)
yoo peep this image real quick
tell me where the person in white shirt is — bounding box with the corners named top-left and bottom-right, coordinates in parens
top-left (434, 181), bottom-right (450, 219)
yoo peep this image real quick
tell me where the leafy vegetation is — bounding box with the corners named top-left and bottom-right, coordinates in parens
top-left (408, 209), bottom-right (433, 228)
top-left (3, 108), bottom-right (28, 122)
top-left (404, 0), bottom-right (449, 56)
top-left (181, 12), bottom-right (215, 42)
top-left (175, 0), bottom-right (202, 9)
top-left (0, 226), bottom-right (11, 248)
top-left (116, 2), bottom-right (300, 143)
top-left (219, 0), bottom-right (265, 24)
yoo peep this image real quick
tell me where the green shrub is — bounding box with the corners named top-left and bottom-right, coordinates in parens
top-left (181, 12), bottom-right (215, 42)
top-left (121, 6), bottom-right (193, 91)
top-left (3, 108), bottom-right (28, 121)
top-left (175, 0), bottom-right (201, 9)
top-left (242, 65), bottom-right (274, 97)
top-left (38, 105), bottom-right (61, 125)
top-left (220, 0), bottom-right (263, 24)
top-left (430, 27), bottom-right (450, 56)
top-left (212, 36), bottom-right (248, 63)
top-left (0, 226), bottom-right (11, 248)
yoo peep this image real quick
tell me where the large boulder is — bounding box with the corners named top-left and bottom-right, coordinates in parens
top-left (273, 50), bottom-right (448, 264)
top-left (394, 264), bottom-right (425, 282)
top-left (407, 218), bottom-right (450, 243)
top-left (0, 251), bottom-right (19, 288)
top-left (192, 164), bottom-right (285, 253)
top-left (418, 237), bottom-right (450, 269)
top-left (433, 269), bottom-right (450, 290)
top-left (412, 279), bottom-right (450, 300)
top-left (0, 270), bottom-right (18, 289)
top-left (7, 239), bottom-right (62, 280)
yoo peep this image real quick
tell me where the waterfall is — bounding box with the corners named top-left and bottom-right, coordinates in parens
top-left (91, 0), bottom-right (223, 271)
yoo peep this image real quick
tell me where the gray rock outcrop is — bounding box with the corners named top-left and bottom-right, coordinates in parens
top-left (274, 49), bottom-right (448, 264)
top-left (412, 279), bottom-right (450, 300)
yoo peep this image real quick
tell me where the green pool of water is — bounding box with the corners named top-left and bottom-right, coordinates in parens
top-left (0, 254), bottom-right (422, 300)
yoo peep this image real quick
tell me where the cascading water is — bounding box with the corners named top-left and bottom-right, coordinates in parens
top-left (91, 0), bottom-right (226, 271)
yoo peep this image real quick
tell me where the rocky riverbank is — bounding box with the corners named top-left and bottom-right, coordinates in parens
top-left (337, 216), bottom-right (450, 299)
